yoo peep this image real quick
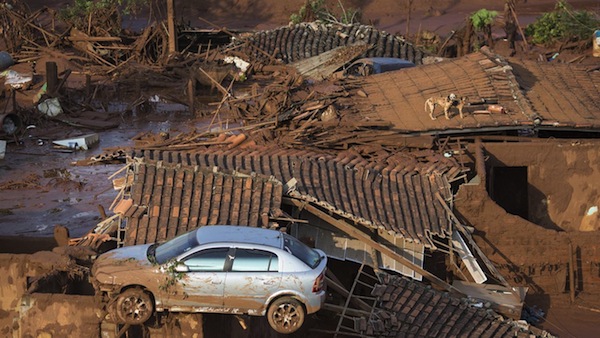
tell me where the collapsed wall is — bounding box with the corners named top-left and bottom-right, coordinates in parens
top-left (455, 184), bottom-right (600, 297)
top-left (454, 141), bottom-right (600, 298)
top-left (0, 253), bottom-right (100, 337)
top-left (482, 141), bottom-right (600, 233)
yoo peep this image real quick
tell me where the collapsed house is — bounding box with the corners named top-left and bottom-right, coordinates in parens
top-left (80, 25), bottom-right (600, 336)
top-left (100, 145), bottom-right (534, 336)
top-left (2, 3), bottom-right (597, 334)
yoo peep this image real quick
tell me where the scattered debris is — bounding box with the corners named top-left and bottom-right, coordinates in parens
top-left (52, 133), bottom-right (99, 150)
top-left (1, 69), bottom-right (32, 90)
top-left (37, 97), bottom-right (63, 117)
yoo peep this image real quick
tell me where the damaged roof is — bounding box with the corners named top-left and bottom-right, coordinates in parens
top-left (367, 274), bottom-right (534, 337)
top-left (352, 47), bottom-right (600, 134)
top-left (352, 48), bottom-right (530, 134)
top-left (236, 22), bottom-right (428, 65)
top-left (512, 59), bottom-right (600, 129)
top-left (119, 147), bottom-right (458, 247)
top-left (116, 161), bottom-right (283, 246)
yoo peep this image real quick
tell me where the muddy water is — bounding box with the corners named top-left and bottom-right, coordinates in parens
top-left (0, 103), bottom-right (215, 238)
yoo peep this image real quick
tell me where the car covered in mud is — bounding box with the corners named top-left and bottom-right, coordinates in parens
top-left (91, 225), bottom-right (328, 334)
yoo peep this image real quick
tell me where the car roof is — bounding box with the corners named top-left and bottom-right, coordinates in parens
top-left (194, 225), bottom-right (284, 248)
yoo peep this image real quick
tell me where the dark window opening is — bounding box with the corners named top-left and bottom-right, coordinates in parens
top-left (489, 166), bottom-right (529, 220)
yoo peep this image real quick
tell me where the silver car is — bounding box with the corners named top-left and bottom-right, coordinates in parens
top-left (92, 225), bottom-right (327, 334)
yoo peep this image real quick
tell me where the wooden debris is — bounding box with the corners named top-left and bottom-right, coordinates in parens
top-left (291, 42), bottom-right (371, 80)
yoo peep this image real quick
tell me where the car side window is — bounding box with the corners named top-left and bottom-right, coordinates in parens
top-left (231, 249), bottom-right (278, 272)
top-left (183, 248), bottom-right (229, 272)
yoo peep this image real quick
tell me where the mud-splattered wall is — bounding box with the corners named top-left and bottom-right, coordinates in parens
top-left (0, 254), bottom-right (100, 337)
top-left (455, 181), bottom-right (600, 297)
top-left (482, 141), bottom-right (600, 232)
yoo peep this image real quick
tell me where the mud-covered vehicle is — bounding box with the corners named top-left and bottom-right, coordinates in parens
top-left (91, 225), bottom-right (328, 334)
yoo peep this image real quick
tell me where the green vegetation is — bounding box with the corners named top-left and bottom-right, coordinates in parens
top-left (470, 9), bottom-right (498, 31)
top-left (158, 259), bottom-right (186, 294)
top-left (470, 9), bottom-right (498, 48)
top-left (59, 0), bottom-right (149, 34)
top-left (290, 0), bottom-right (360, 25)
top-left (335, 1), bottom-right (361, 25)
top-left (290, 0), bottom-right (325, 24)
top-left (525, 1), bottom-right (600, 45)
top-left (60, 0), bottom-right (147, 18)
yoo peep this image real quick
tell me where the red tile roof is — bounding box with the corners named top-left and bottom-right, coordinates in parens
top-left (118, 147), bottom-right (458, 247)
top-left (118, 162), bottom-right (283, 246)
top-left (351, 47), bottom-right (600, 134)
top-left (368, 274), bottom-right (534, 337)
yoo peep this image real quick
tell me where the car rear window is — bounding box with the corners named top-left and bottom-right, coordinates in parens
top-left (283, 233), bottom-right (322, 269)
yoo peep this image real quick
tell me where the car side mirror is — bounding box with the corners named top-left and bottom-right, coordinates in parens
top-left (174, 263), bottom-right (189, 273)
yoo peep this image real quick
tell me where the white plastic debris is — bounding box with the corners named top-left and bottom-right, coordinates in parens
top-left (223, 56), bottom-right (250, 73)
top-left (0, 69), bottom-right (32, 90)
top-left (52, 133), bottom-right (99, 150)
top-left (224, 56), bottom-right (250, 80)
top-left (37, 97), bottom-right (63, 117)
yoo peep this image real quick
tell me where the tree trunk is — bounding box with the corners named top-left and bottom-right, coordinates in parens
top-left (463, 20), bottom-right (473, 55)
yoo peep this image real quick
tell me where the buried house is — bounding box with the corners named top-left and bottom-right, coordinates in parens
top-left (96, 40), bottom-right (600, 336)
top-left (96, 144), bottom-right (536, 337)
top-left (66, 23), bottom-right (600, 336)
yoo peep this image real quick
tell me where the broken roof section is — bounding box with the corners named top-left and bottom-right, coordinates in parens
top-left (351, 47), bottom-right (600, 135)
top-left (367, 274), bottom-right (540, 338)
top-left (120, 147), bottom-right (458, 248)
top-left (236, 22), bottom-right (428, 65)
top-left (114, 160), bottom-right (283, 246)
top-left (512, 59), bottom-right (600, 130)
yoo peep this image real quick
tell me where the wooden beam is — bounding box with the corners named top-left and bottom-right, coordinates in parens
top-left (325, 273), bottom-right (372, 313)
top-left (167, 0), bottom-right (177, 54)
top-left (283, 197), bottom-right (460, 294)
top-left (321, 303), bottom-right (371, 318)
top-left (46, 61), bottom-right (58, 95)
top-left (569, 242), bottom-right (576, 303)
top-left (434, 192), bottom-right (521, 300)
top-left (475, 137), bottom-right (486, 186)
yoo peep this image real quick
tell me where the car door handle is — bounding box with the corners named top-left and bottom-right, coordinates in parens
top-left (263, 280), bottom-right (276, 285)
top-left (211, 281), bottom-right (222, 284)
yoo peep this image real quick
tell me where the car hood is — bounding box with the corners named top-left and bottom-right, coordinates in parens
top-left (93, 244), bottom-right (154, 276)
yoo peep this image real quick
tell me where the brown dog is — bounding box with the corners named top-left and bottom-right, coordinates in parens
top-left (425, 93), bottom-right (467, 120)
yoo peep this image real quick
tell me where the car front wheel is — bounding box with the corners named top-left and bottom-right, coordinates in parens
top-left (115, 288), bottom-right (154, 325)
top-left (267, 297), bottom-right (305, 334)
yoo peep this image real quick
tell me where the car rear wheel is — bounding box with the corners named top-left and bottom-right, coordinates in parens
top-left (115, 288), bottom-right (154, 325)
top-left (267, 297), bottom-right (305, 334)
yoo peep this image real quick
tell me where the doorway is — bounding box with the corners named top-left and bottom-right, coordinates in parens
top-left (489, 166), bottom-right (529, 220)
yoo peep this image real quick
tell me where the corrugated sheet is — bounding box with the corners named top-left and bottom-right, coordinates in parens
top-left (120, 160), bottom-right (283, 246)
top-left (127, 148), bottom-right (455, 246)
top-left (368, 274), bottom-right (525, 337)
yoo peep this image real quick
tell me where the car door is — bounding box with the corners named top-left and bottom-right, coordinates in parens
top-left (223, 248), bottom-right (281, 313)
top-left (164, 247), bottom-right (231, 311)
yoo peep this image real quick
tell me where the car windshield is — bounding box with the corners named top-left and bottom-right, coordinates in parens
top-left (153, 230), bottom-right (199, 264)
top-left (283, 233), bottom-right (322, 268)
